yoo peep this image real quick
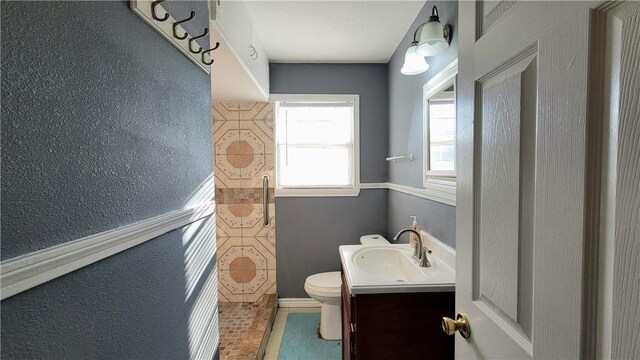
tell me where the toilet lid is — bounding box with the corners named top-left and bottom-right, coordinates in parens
top-left (305, 272), bottom-right (341, 297)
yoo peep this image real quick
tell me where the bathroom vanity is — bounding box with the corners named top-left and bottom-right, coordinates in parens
top-left (339, 244), bottom-right (455, 359)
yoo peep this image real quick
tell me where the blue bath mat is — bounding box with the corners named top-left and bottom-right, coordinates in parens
top-left (277, 313), bottom-right (342, 360)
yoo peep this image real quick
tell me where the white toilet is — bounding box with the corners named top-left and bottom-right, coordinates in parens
top-left (304, 234), bottom-right (390, 340)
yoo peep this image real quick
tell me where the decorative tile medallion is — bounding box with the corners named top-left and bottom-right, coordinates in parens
top-left (230, 257), bottom-right (257, 283)
top-left (227, 153), bottom-right (255, 169)
top-left (227, 140), bottom-right (254, 155)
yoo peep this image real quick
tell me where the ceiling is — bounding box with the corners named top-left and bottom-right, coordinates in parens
top-left (243, 1), bottom-right (426, 63)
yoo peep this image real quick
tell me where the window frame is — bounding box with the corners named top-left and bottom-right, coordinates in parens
top-left (422, 59), bottom-right (458, 205)
top-left (271, 94), bottom-right (360, 197)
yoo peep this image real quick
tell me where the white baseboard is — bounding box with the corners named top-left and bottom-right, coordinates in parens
top-left (0, 202), bottom-right (215, 300)
top-left (278, 298), bottom-right (321, 308)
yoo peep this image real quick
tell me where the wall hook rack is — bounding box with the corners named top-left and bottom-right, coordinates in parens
top-left (151, 0), bottom-right (169, 22)
top-left (172, 11), bottom-right (195, 40)
top-left (386, 154), bottom-right (414, 162)
top-left (131, 0), bottom-right (214, 73)
top-left (189, 28), bottom-right (209, 54)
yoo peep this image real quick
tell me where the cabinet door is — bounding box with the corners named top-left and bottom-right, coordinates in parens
top-left (248, 25), bottom-right (269, 94)
top-left (342, 292), bottom-right (352, 360)
top-left (215, 0), bottom-right (251, 57)
top-left (341, 271), bottom-right (355, 359)
top-left (212, 0), bottom-right (269, 99)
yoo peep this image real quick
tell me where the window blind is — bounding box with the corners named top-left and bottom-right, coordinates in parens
top-left (276, 100), bottom-right (356, 189)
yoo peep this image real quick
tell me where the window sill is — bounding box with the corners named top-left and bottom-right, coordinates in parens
top-left (275, 188), bottom-right (361, 197)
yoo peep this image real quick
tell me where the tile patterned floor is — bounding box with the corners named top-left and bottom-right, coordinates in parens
top-left (264, 308), bottom-right (341, 360)
top-left (218, 294), bottom-right (277, 360)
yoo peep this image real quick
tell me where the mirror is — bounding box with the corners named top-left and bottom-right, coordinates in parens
top-left (423, 59), bottom-right (457, 190)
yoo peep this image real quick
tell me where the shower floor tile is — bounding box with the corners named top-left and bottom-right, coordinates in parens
top-left (218, 294), bottom-right (277, 360)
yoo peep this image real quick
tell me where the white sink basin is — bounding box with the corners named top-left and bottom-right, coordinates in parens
top-left (353, 247), bottom-right (427, 283)
top-left (339, 244), bottom-right (455, 294)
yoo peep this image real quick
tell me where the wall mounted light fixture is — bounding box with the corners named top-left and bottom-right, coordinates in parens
top-left (400, 6), bottom-right (451, 75)
top-left (416, 6), bottom-right (450, 56)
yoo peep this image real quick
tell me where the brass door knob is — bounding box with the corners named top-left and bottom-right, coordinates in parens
top-left (442, 313), bottom-right (471, 339)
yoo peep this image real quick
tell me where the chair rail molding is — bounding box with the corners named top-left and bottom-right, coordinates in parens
top-left (0, 202), bottom-right (215, 300)
top-left (360, 182), bottom-right (456, 206)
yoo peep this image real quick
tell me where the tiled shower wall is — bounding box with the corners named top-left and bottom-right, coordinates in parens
top-left (213, 102), bottom-right (276, 302)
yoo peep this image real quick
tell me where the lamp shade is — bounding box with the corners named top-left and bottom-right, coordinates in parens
top-left (416, 20), bottom-right (449, 56)
top-left (400, 45), bottom-right (429, 75)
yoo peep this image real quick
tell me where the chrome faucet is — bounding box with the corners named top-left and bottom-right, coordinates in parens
top-left (392, 229), bottom-right (431, 267)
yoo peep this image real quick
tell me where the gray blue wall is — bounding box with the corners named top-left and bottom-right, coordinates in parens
top-left (1, 1), bottom-right (218, 358)
top-left (271, 5), bottom-right (460, 295)
top-left (270, 64), bottom-right (389, 298)
top-left (387, 1), bottom-right (458, 248)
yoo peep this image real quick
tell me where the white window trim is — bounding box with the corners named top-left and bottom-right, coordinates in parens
top-left (270, 94), bottom-right (360, 197)
top-left (423, 59), bottom-right (458, 205)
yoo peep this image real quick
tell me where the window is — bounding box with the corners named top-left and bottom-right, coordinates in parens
top-left (273, 94), bottom-right (360, 197)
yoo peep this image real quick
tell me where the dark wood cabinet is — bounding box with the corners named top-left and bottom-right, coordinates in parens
top-left (341, 270), bottom-right (454, 359)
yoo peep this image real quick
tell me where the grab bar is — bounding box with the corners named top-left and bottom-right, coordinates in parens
top-left (262, 174), bottom-right (270, 226)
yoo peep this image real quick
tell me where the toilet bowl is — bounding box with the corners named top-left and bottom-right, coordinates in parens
top-left (304, 234), bottom-right (389, 340)
top-left (304, 271), bottom-right (342, 340)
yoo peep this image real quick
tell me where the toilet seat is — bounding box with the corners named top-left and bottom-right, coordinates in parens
top-left (304, 271), bottom-right (341, 298)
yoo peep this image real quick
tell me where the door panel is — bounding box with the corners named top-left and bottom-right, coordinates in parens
top-left (475, 52), bottom-right (537, 345)
top-left (478, 0), bottom-right (520, 36)
top-left (478, 72), bottom-right (521, 323)
top-left (457, 1), bottom-right (599, 358)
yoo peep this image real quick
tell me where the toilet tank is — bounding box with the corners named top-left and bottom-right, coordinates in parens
top-left (360, 234), bottom-right (390, 245)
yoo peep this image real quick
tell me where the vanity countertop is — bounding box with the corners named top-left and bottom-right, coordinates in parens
top-left (339, 244), bottom-right (455, 295)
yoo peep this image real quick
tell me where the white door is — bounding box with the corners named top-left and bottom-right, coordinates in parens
top-left (455, 1), bottom-right (608, 358)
